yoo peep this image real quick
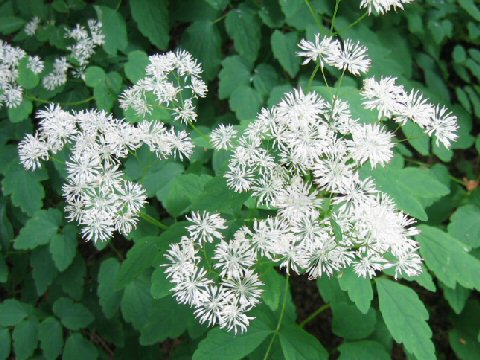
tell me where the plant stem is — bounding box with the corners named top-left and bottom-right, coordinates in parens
top-left (263, 273), bottom-right (290, 360)
top-left (307, 62), bottom-right (321, 92)
top-left (330, 0), bottom-right (342, 34)
top-left (299, 303), bottom-right (331, 328)
top-left (304, 0), bottom-right (326, 34)
top-left (139, 211), bottom-right (169, 230)
top-left (26, 94), bottom-right (94, 106)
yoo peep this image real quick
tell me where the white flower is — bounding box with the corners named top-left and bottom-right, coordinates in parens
top-left (24, 17), bottom-right (40, 36)
top-left (18, 132), bottom-right (50, 170)
top-left (426, 105), bottom-right (458, 148)
top-left (326, 39), bottom-right (370, 75)
top-left (172, 99), bottom-right (197, 124)
top-left (313, 155), bottom-right (359, 193)
top-left (213, 237), bottom-right (256, 279)
top-left (27, 56), bottom-right (44, 74)
top-left (360, 0), bottom-right (414, 15)
top-left (348, 123), bottom-right (394, 167)
top-left (218, 300), bottom-right (253, 334)
top-left (186, 211), bottom-right (227, 244)
top-left (210, 124), bottom-right (237, 150)
top-left (172, 266), bottom-right (212, 306)
top-left (222, 269), bottom-right (263, 306)
top-left (193, 285), bottom-right (231, 326)
top-left (297, 35), bottom-right (340, 67)
top-left (362, 76), bottom-right (405, 118)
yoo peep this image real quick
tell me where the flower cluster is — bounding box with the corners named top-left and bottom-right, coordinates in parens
top-left (0, 40), bottom-right (44, 108)
top-left (165, 211), bottom-right (263, 333)
top-left (18, 105), bottom-right (194, 241)
top-left (360, 0), bottom-right (414, 14)
top-left (298, 35), bottom-right (370, 75)
top-left (119, 50), bottom-right (207, 120)
top-left (362, 76), bottom-right (458, 148)
top-left (43, 19), bottom-right (105, 90)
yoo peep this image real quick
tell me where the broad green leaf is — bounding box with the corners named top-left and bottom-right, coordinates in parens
top-left (84, 66), bottom-right (106, 88)
top-left (13, 318), bottom-right (38, 360)
top-left (219, 56), bottom-right (251, 100)
top-left (49, 223), bottom-right (77, 272)
top-left (448, 204), bottom-right (480, 248)
top-left (121, 275), bottom-right (153, 331)
top-left (259, 0), bottom-right (285, 28)
top-left (0, 299), bottom-right (29, 327)
top-left (192, 317), bottom-right (273, 360)
top-left (332, 303), bottom-right (376, 340)
top-left (279, 323), bottom-right (328, 360)
top-left (31, 246), bottom-right (59, 295)
top-left (98, 258), bottom-right (123, 318)
top-left (0, 16), bottom-right (25, 34)
top-left (115, 236), bottom-right (163, 289)
top-left (458, 0), bottom-right (480, 21)
top-left (150, 266), bottom-right (172, 299)
top-left (56, 255), bottom-right (86, 301)
top-left (338, 340), bottom-right (390, 360)
top-left (182, 21), bottom-right (222, 81)
top-left (448, 300), bottom-right (480, 359)
top-left (0, 328), bottom-right (10, 360)
top-left (39, 317), bottom-right (63, 360)
top-left (253, 63), bottom-right (281, 98)
top-left (17, 58), bottom-right (39, 89)
top-left (260, 266), bottom-right (284, 311)
top-left (130, 0), bottom-right (169, 49)
top-left (0, 254), bottom-right (6, 283)
top-left (8, 99), bottom-right (33, 123)
top-left (417, 225), bottom-right (480, 291)
top-left (124, 50), bottom-right (149, 83)
top-left (2, 162), bottom-right (48, 215)
top-left (402, 122), bottom-right (430, 156)
top-left (229, 86), bottom-right (262, 120)
top-left (338, 268), bottom-right (373, 314)
top-left (63, 333), bottom-right (98, 360)
top-left (14, 208), bottom-right (62, 250)
top-left (441, 283), bottom-right (470, 315)
top-left (225, 6), bottom-right (261, 63)
top-left (53, 297), bottom-right (94, 330)
top-left (271, 30), bottom-right (300, 78)
top-left (95, 6), bottom-right (128, 55)
top-left (376, 278), bottom-right (435, 360)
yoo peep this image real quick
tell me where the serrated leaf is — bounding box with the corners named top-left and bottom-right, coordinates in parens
top-left (417, 225), bottom-right (480, 291)
top-left (253, 63), bottom-right (281, 98)
top-left (182, 20), bottom-right (222, 81)
top-left (130, 0), bottom-right (169, 49)
top-left (279, 323), bottom-right (328, 360)
top-left (271, 30), bottom-right (300, 78)
top-left (150, 266), bottom-right (172, 299)
top-left (448, 204), bottom-right (480, 249)
top-left (49, 224), bottom-right (77, 271)
top-left (441, 283), bottom-right (470, 314)
top-left (229, 85), bottom-right (262, 120)
top-left (2, 162), bottom-right (48, 215)
top-left (31, 246), bottom-right (59, 295)
top-left (219, 56), bottom-right (251, 100)
top-left (338, 268), bottom-right (373, 314)
top-left (39, 317), bottom-right (63, 360)
top-left (56, 255), bottom-right (86, 301)
top-left (13, 318), bottom-right (38, 360)
top-left (225, 6), bottom-right (261, 63)
top-left (95, 6), bottom-right (127, 55)
top-left (332, 303), bottom-right (376, 340)
top-left (0, 299), bottom-right (29, 327)
top-left (192, 317), bottom-right (273, 360)
top-left (53, 297), bottom-right (94, 330)
top-left (376, 278), bottom-right (435, 360)
top-left (63, 333), bottom-right (98, 360)
top-left (14, 209), bottom-right (62, 250)
top-left (124, 50), bottom-right (149, 83)
top-left (98, 258), bottom-right (123, 318)
top-left (338, 340), bottom-right (390, 360)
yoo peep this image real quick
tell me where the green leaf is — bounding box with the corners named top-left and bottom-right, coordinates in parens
top-left (279, 323), bottom-right (328, 360)
top-left (332, 303), bottom-right (376, 340)
top-left (53, 297), bottom-right (94, 330)
top-left (441, 283), bottom-right (470, 315)
top-left (458, 0), bottom-right (480, 21)
top-left (338, 340), bottom-right (390, 360)
top-left (0, 328), bottom-right (10, 360)
top-left (401, 122), bottom-right (430, 155)
top-left (17, 58), bottom-right (39, 89)
top-left (260, 266), bottom-right (284, 311)
top-left (14, 208), bottom-right (62, 250)
top-left (0, 16), bottom-right (25, 34)
top-left (84, 66), bottom-right (106, 88)
top-left (0, 299), bottom-right (29, 327)
top-left (98, 258), bottom-right (123, 318)
top-left (417, 225), bottom-right (480, 291)
top-left (124, 50), bottom-right (149, 83)
top-left (56, 256), bottom-right (86, 301)
top-left (448, 204), bottom-right (480, 249)
top-left (13, 318), bottom-right (38, 360)
top-left (253, 64), bottom-right (281, 98)
top-left (8, 99), bottom-right (33, 123)
top-left (2, 162), bottom-right (48, 215)
top-left (338, 268), bottom-right (373, 314)
top-left (49, 224), bottom-right (77, 272)
top-left (376, 278), bottom-right (435, 360)
top-left (182, 21), bottom-right (222, 81)
top-left (115, 236), bottom-right (163, 289)
top-left (95, 6), bottom-right (128, 55)
top-left (229, 86), bottom-right (262, 120)
top-left (130, 0), bottom-right (169, 49)
top-left (271, 30), bottom-right (300, 78)
top-left (448, 300), bottom-right (480, 360)
top-left (39, 317), bottom-right (63, 360)
top-left (31, 246), bottom-right (59, 295)
top-left (121, 275), bottom-right (153, 330)
top-left (225, 6), bottom-right (261, 63)
top-left (150, 266), bottom-right (172, 299)
top-left (63, 333), bottom-right (98, 360)
top-left (192, 317), bottom-right (273, 360)
top-left (219, 56), bottom-right (251, 100)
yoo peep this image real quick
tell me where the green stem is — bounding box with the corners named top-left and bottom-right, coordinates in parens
top-left (333, 11), bottom-right (369, 36)
top-left (263, 273), bottom-right (290, 360)
top-left (304, 0), bottom-right (325, 34)
top-left (299, 303), bottom-right (331, 328)
top-left (139, 211), bottom-right (169, 230)
top-left (307, 62), bottom-right (321, 93)
top-left (26, 94), bottom-right (94, 107)
top-left (330, 0), bottom-right (342, 35)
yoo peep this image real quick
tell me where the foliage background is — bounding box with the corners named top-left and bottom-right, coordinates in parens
top-left (1, 0), bottom-right (480, 359)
